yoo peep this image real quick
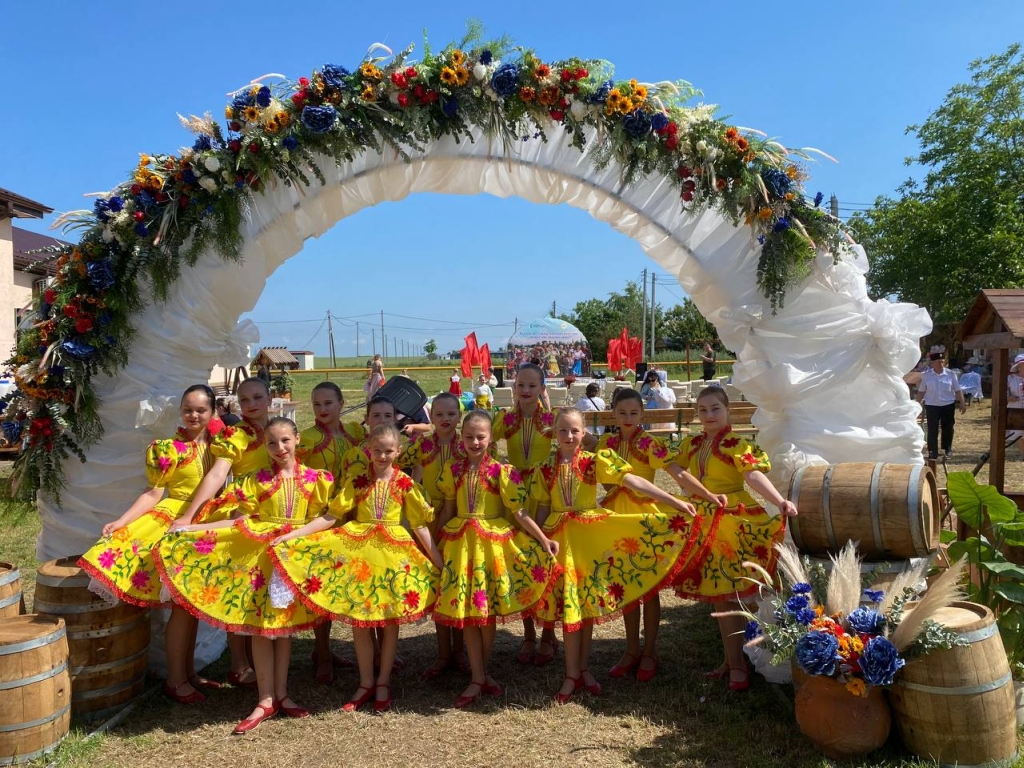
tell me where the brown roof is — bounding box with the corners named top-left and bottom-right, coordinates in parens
top-left (289, 350), bottom-right (314, 355)
top-left (0, 187), bottom-right (52, 219)
top-left (959, 289), bottom-right (1024, 344)
top-left (12, 227), bottom-right (71, 275)
top-left (253, 347), bottom-right (298, 367)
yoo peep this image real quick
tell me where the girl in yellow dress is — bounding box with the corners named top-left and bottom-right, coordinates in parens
top-left (297, 381), bottom-right (365, 684)
top-left (337, 395), bottom-right (397, 485)
top-left (400, 392), bottom-right (468, 680)
top-left (534, 408), bottom-right (703, 703)
top-left (433, 410), bottom-right (559, 708)
top-left (672, 386), bottom-right (798, 692)
top-left (592, 388), bottom-right (725, 683)
top-left (78, 385), bottom-right (221, 705)
top-left (270, 425), bottom-right (442, 713)
top-left (156, 417), bottom-right (334, 734)
top-left (167, 376), bottom-right (274, 688)
top-left (491, 362), bottom-right (558, 665)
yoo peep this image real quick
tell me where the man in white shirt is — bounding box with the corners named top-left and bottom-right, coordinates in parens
top-left (917, 350), bottom-right (966, 460)
top-left (1007, 354), bottom-right (1024, 460)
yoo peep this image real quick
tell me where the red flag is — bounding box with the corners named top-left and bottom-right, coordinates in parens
top-left (460, 348), bottom-right (473, 378)
top-left (627, 337), bottom-right (643, 370)
top-left (607, 338), bottom-right (622, 372)
top-left (619, 327), bottom-right (629, 350)
top-left (464, 333), bottom-right (479, 363)
top-left (479, 343), bottom-right (491, 377)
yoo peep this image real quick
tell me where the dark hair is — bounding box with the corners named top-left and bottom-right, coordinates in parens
top-left (239, 377), bottom-right (270, 396)
top-left (181, 384), bottom-right (216, 410)
top-left (368, 424), bottom-right (401, 445)
top-left (367, 395), bottom-right (396, 416)
top-left (645, 370), bottom-right (660, 382)
top-left (611, 387), bottom-right (644, 408)
top-left (266, 416), bottom-right (299, 435)
top-left (585, 383), bottom-right (600, 398)
top-left (461, 409), bottom-right (492, 432)
top-left (516, 362), bottom-right (546, 388)
top-left (312, 381), bottom-right (344, 405)
top-left (696, 386), bottom-right (730, 408)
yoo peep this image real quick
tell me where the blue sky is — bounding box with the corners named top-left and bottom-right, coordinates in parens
top-left (3, 4), bottom-right (1021, 357)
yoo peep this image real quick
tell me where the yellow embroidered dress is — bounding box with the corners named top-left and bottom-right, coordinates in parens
top-left (78, 429), bottom-right (215, 606)
top-left (194, 419), bottom-right (271, 523)
top-left (155, 465), bottom-right (332, 636)
top-left (597, 430), bottom-right (681, 516)
top-left (492, 406), bottom-right (554, 514)
top-left (672, 429), bottom-right (786, 602)
top-left (433, 456), bottom-right (557, 628)
top-left (531, 450), bottom-right (701, 631)
top-left (270, 468), bottom-right (439, 627)
top-left (298, 421), bottom-right (365, 481)
top-left (398, 431), bottom-right (466, 507)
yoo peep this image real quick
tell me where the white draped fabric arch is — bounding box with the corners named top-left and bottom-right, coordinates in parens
top-left (37, 124), bottom-right (930, 560)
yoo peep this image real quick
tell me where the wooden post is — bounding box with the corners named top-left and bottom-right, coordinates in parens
top-left (685, 347), bottom-right (691, 381)
top-left (991, 347), bottom-right (1009, 493)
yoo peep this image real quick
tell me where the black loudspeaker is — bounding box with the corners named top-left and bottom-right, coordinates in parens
top-left (493, 368), bottom-right (504, 387)
top-left (634, 362), bottom-right (648, 383)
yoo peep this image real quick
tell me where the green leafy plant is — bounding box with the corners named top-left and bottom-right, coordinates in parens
top-left (944, 471), bottom-right (1024, 679)
top-left (270, 371), bottom-right (294, 397)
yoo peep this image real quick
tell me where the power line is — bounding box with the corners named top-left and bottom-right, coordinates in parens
top-left (299, 316), bottom-right (327, 349)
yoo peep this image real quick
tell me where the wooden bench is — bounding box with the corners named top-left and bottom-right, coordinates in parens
top-left (579, 403), bottom-right (759, 442)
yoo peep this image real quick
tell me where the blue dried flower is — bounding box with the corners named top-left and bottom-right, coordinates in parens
top-left (98, 311), bottom-right (112, 326)
top-left (49, 364), bottom-right (66, 378)
top-left (795, 631), bottom-right (840, 677)
top-left (320, 64), bottom-right (351, 90)
top-left (859, 636), bottom-right (904, 686)
top-left (622, 108), bottom-right (653, 138)
top-left (2, 421), bottom-right (21, 443)
top-left (134, 222), bottom-right (148, 237)
top-left (479, 50), bottom-right (493, 65)
top-left (61, 339), bottom-right (96, 360)
top-left (86, 260), bottom-right (115, 291)
top-left (107, 196), bottom-right (123, 213)
top-left (93, 199), bottom-right (110, 221)
top-left (588, 79), bottom-right (613, 104)
top-left (256, 86), bottom-right (272, 108)
top-left (847, 607), bottom-right (884, 634)
top-left (744, 620), bottom-right (762, 642)
top-left (490, 63), bottom-right (520, 98)
top-left (757, 234), bottom-right (766, 245)
top-left (283, 135), bottom-right (298, 151)
top-left (231, 92), bottom-right (254, 112)
top-left (792, 583), bottom-right (812, 595)
top-left (0, 401), bottom-right (7, 416)
top-left (300, 105), bottom-right (337, 134)
top-left (813, 191), bottom-right (824, 208)
top-left (193, 135), bottom-right (214, 152)
top-left (442, 98), bottom-right (459, 118)
top-left (182, 169), bottom-right (198, 186)
top-left (863, 589), bottom-right (885, 604)
top-left (762, 168), bottom-right (792, 198)
top-left (773, 218), bottom-right (790, 233)
top-left (651, 113), bottom-right (669, 132)
top-left (785, 595), bottom-right (810, 614)
top-left (136, 191), bottom-right (155, 210)
top-left (794, 608), bottom-right (817, 625)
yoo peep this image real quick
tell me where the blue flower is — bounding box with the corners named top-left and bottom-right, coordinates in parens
top-left (136, 191), bottom-right (155, 210)
top-left (283, 135), bottom-right (298, 151)
top-left (2, 421), bottom-right (22, 443)
top-left (813, 191), bottom-right (824, 208)
top-left (622, 108), bottom-right (653, 138)
top-left (762, 168), bottom-right (792, 198)
top-left (863, 589), bottom-right (885, 604)
top-left (193, 135), bottom-right (214, 152)
top-left (300, 105), bottom-right (337, 134)
top-left (859, 636), bottom-right (904, 686)
top-left (792, 582), bottom-right (812, 595)
top-left (182, 169), bottom-right (198, 186)
top-left (106, 196), bottom-right (123, 213)
top-left (794, 608), bottom-right (817, 625)
top-left (86, 260), bottom-right (115, 291)
top-left (588, 79), bottom-right (613, 104)
top-left (757, 234), bottom-right (766, 245)
top-left (134, 222), bottom-right (148, 237)
top-left (93, 199), bottom-right (110, 221)
top-left (61, 339), bottom-right (96, 360)
top-left (795, 631), bottom-right (841, 677)
top-left (744, 620), bottom-right (762, 641)
top-left (847, 607), bottom-right (884, 634)
top-left (490, 63), bottom-right (520, 98)
top-left (231, 92), bottom-right (254, 112)
top-left (773, 218), bottom-right (790, 233)
top-left (651, 113), bottom-right (669, 132)
top-left (320, 64), bottom-right (351, 91)
top-left (442, 98), bottom-right (459, 118)
top-left (49, 364), bottom-right (65, 378)
top-left (785, 595), bottom-right (810, 614)
top-left (0, 401), bottom-right (7, 415)
top-left (256, 86), bottom-right (271, 108)
top-left (98, 311), bottom-right (112, 326)
top-left (479, 50), bottom-right (493, 65)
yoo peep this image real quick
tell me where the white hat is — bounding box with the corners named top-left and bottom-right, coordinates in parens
top-left (1012, 354), bottom-right (1024, 374)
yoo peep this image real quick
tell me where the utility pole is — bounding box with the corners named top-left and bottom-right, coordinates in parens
top-left (514, 317), bottom-right (518, 333)
top-left (326, 310), bottom-right (337, 368)
top-left (641, 268), bottom-right (648, 358)
top-left (354, 321), bottom-right (359, 358)
top-left (650, 273), bottom-right (657, 359)
top-left (380, 311), bottom-right (386, 362)
top-left (830, 194), bottom-right (839, 219)
top-left (371, 328), bottom-right (376, 356)
top-left (551, 301), bottom-right (556, 317)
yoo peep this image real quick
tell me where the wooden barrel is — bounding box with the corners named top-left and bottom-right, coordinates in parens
top-left (0, 615), bottom-right (71, 765)
top-left (787, 462), bottom-right (938, 559)
top-left (0, 564), bottom-right (25, 619)
top-left (33, 558), bottom-right (150, 722)
top-left (889, 602), bottom-right (1017, 767)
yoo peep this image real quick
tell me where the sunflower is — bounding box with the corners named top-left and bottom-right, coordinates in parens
top-left (538, 86), bottom-right (560, 106)
top-left (359, 62), bottom-right (383, 80)
top-left (265, 119), bottom-right (279, 133)
top-left (454, 67), bottom-right (469, 87)
top-left (440, 66), bottom-right (458, 86)
top-left (724, 127), bottom-right (739, 142)
top-left (276, 111), bottom-right (290, 127)
top-left (243, 106), bottom-right (260, 122)
top-left (632, 84), bottom-right (648, 101)
top-left (147, 175), bottom-right (163, 190)
top-left (224, 106), bottom-right (234, 120)
top-left (361, 86), bottom-right (376, 102)
top-left (606, 89), bottom-right (623, 107)
top-left (757, 207), bottom-right (773, 220)
top-left (450, 49), bottom-right (465, 66)
top-left (534, 63), bottom-right (551, 80)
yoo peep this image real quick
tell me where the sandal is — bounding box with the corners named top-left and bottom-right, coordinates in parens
top-left (164, 681), bottom-right (205, 705)
top-left (636, 655), bottom-right (659, 683)
top-left (608, 652), bottom-right (641, 679)
top-left (454, 680), bottom-right (484, 709)
top-left (580, 668), bottom-right (602, 696)
top-left (516, 639), bottom-right (536, 665)
top-left (342, 685), bottom-right (373, 713)
top-left (533, 637), bottom-right (559, 667)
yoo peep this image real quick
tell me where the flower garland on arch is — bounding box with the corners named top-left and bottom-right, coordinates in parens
top-left (2, 33), bottom-right (845, 502)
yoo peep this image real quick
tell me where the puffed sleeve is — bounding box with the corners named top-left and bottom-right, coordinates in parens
top-left (491, 409), bottom-right (508, 441)
top-left (144, 439), bottom-right (178, 489)
top-left (594, 449), bottom-right (634, 486)
top-left (296, 426), bottom-right (319, 463)
top-left (499, 464), bottom-right (529, 510)
top-left (402, 480), bottom-right (435, 529)
top-left (643, 434), bottom-right (681, 470)
top-left (436, 462), bottom-right (457, 502)
top-left (398, 435), bottom-right (423, 469)
top-left (328, 477), bottom-right (358, 519)
top-left (530, 462), bottom-right (554, 507)
top-left (595, 433), bottom-right (613, 453)
top-left (210, 425), bottom-right (249, 465)
top-left (343, 421), bottom-right (366, 446)
top-left (339, 445), bottom-right (369, 486)
top-left (730, 434), bottom-right (771, 474)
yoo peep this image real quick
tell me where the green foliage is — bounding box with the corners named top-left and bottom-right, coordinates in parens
top-left (423, 339), bottom-right (438, 358)
top-left (855, 43), bottom-right (1024, 323)
top-left (559, 281), bottom-right (655, 360)
top-left (270, 370), bottom-right (294, 396)
top-left (660, 298), bottom-right (718, 349)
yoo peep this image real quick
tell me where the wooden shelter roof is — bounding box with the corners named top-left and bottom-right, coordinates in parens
top-left (958, 290), bottom-right (1024, 349)
top-left (253, 347), bottom-right (298, 367)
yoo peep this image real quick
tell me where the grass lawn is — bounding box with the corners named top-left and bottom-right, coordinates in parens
top-left (1, 399), bottom-right (1022, 767)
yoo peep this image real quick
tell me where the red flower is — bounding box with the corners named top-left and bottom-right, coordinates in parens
top-left (740, 453), bottom-right (760, 466)
top-left (669, 515), bottom-right (689, 533)
top-left (682, 191), bottom-right (693, 201)
top-left (549, 109), bottom-right (564, 121)
top-left (130, 184), bottom-right (142, 194)
top-left (75, 317), bottom-right (93, 334)
top-left (560, 69), bottom-right (572, 82)
top-left (403, 590), bottom-right (420, 609)
top-left (178, 195), bottom-right (190, 208)
top-left (721, 437), bottom-right (739, 448)
top-left (132, 211), bottom-right (145, 222)
top-left (247, 143), bottom-right (260, 155)
top-left (667, 122), bottom-right (678, 136)
top-left (607, 583), bottom-right (625, 601)
top-left (753, 545), bottom-right (769, 561)
top-left (44, 289), bottom-right (57, 304)
top-left (303, 576), bottom-right (322, 594)
top-left (405, 67), bottom-right (418, 79)
top-left (678, 166), bottom-right (693, 179)
top-left (299, 77), bottom-right (310, 87)
top-left (391, 72), bottom-right (408, 88)
top-left (397, 93), bottom-right (409, 107)
top-left (352, 474), bottom-right (369, 489)
top-left (228, 140), bottom-right (242, 153)
top-left (575, 68), bottom-right (588, 80)
top-left (395, 475), bottom-right (413, 492)
top-left (228, 120), bottom-right (242, 132)
top-left (291, 91), bottom-right (307, 105)
top-left (665, 135), bottom-right (679, 151)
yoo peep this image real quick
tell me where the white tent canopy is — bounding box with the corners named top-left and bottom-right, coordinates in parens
top-left (507, 317), bottom-right (588, 347)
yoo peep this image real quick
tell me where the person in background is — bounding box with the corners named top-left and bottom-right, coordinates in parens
top-left (917, 349), bottom-right (966, 460)
top-left (575, 382), bottom-right (606, 436)
top-left (474, 374), bottom-right (492, 410)
top-left (1007, 354), bottom-right (1024, 460)
top-left (365, 359), bottom-right (385, 400)
top-left (449, 368), bottom-right (462, 396)
top-left (257, 363), bottom-right (271, 387)
top-left (216, 398), bottom-right (241, 426)
top-left (701, 343), bottom-right (717, 382)
top-left (485, 368), bottom-right (498, 388)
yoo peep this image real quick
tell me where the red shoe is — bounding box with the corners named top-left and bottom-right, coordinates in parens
top-left (554, 676), bottom-right (583, 704)
top-left (373, 684), bottom-right (392, 713)
top-left (164, 681), bottom-right (205, 705)
top-left (515, 639), bottom-right (536, 665)
top-left (232, 701), bottom-right (277, 735)
top-left (342, 685), bottom-right (373, 713)
top-left (533, 637), bottom-right (559, 667)
top-left (608, 652), bottom-right (640, 679)
top-left (728, 667), bottom-right (750, 693)
top-left (704, 662), bottom-right (729, 680)
top-left (580, 669), bottom-right (602, 696)
top-left (636, 656), bottom-right (659, 683)
top-left (421, 656), bottom-right (453, 681)
top-left (276, 697), bottom-right (310, 718)
top-left (454, 681), bottom-right (484, 709)
top-left (227, 670), bottom-right (258, 690)
top-left (483, 679), bottom-right (503, 697)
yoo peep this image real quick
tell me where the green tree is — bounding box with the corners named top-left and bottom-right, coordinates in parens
top-left (852, 44), bottom-right (1024, 323)
top-left (423, 339), bottom-right (437, 359)
top-left (660, 299), bottom-right (719, 350)
top-left (560, 281), bottom-right (659, 360)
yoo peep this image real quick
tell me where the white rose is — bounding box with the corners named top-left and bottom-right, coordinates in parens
top-left (221, 170), bottom-right (234, 182)
top-left (570, 100), bottom-right (588, 120)
top-left (199, 176), bottom-right (218, 194)
top-left (473, 63), bottom-right (487, 81)
top-left (696, 140), bottom-right (707, 154)
top-left (101, 227), bottom-right (114, 243)
top-left (204, 156), bottom-right (221, 173)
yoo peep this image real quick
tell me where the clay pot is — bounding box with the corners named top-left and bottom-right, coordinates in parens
top-left (792, 666), bottom-right (892, 759)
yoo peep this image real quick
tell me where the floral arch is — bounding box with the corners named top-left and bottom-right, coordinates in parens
top-left (2, 38), bottom-right (930, 558)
